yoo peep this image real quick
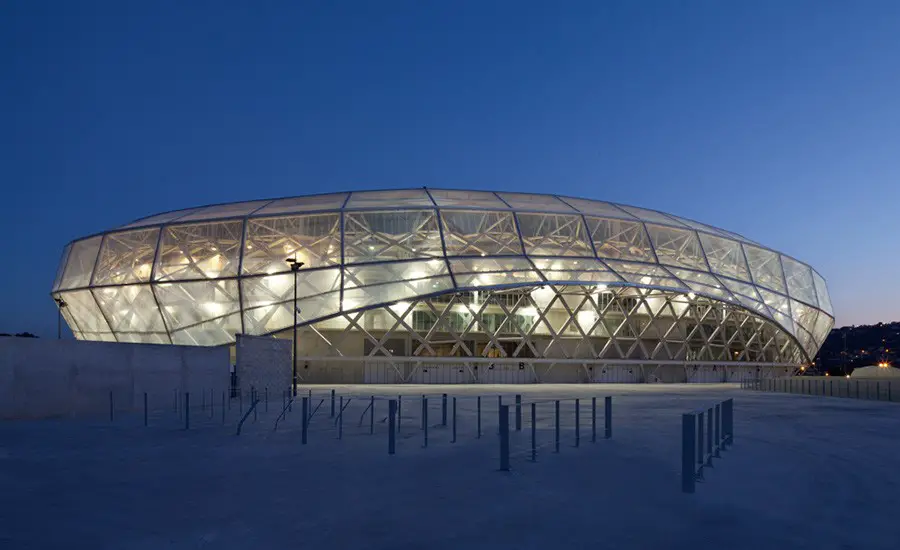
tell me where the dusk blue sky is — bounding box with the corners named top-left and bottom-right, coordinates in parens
top-left (3, 1), bottom-right (899, 337)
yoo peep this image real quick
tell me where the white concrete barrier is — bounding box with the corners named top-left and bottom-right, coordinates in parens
top-left (0, 338), bottom-right (229, 420)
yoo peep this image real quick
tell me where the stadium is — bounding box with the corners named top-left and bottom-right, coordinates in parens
top-left (51, 188), bottom-right (834, 383)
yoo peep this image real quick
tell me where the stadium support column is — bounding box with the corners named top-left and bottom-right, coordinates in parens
top-left (286, 257), bottom-right (305, 397)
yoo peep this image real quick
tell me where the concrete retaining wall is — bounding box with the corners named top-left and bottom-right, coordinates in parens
top-left (0, 338), bottom-right (229, 420)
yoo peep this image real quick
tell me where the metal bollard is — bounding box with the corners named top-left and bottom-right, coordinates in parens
top-left (515, 394), bottom-right (522, 431)
top-left (706, 407), bottom-right (713, 466)
top-left (723, 398), bottom-right (734, 445)
top-left (422, 397), bottom-right (428, 448)
top-left (442, 393), bottom-right (448, 427)
top-left (331, 389), bottom-right (336, 418)
top-left (697, 411), bottom-right (705, 466)
top-left (682, 413), bottom-right (696, 493)
top-left (714, 403), bottom-right (721, 457)
top-left (554, 400), bottom-right (560, 453)
top-left (185, 392), bottom-right (190, 430)
top-left (531, 402), bottom-right (537, 462)
top-left (338, 396), bottom-right (343, 440)
top-left (388, 399), bottom-right (397, 454)
top-left (591, 397), bottom-right (597, 443)
top-left (370, 396), bottom-right (375, 435)
top-left (452, 397), bottom-right (457, 443)
top-left (301, 397), bottom-right (308, 444)
top-left (477, 395), bottom-right (482, 438)
top-left (575, 398), bottom-right (580, 448)
top-left (604, 396), bottom-right (612, 439)
top-left (499, 404), bottom-right (510, 471)
top-left (143, 392), bottom-right (148, 427)
top-left (398, 395), bottom-right (402, 433)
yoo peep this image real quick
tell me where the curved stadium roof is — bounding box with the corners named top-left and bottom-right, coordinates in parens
top-left (51, 188), bottom-right (834, 362)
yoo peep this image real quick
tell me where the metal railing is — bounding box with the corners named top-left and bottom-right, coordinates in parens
top-left (682, 398), bottom-right (733, 493)
top-left (741, 377), bottom-right (897, 402)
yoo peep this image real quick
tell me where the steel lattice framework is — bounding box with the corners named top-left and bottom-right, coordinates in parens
top-left (51, 188), bottom-right (833, 367)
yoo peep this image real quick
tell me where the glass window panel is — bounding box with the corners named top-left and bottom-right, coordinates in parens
top-left (769, 309), bottom-right (796, 337)
top-left (743, 244), bottom-right (786, 293)
top-left (616, 205), bottom-right (686, 227)
top-left (646, 224), bottom-right (708, 270)
top-left (559, 198), bottom-right (635, 219)
top-left (93, 285), bottom-right (167, 335)
top-left (343, 259), bottom-right (448, 289)
top-left (812, 312), bottom-right (834, 348)
top-left (242, 268), bottom-right (342, 313)
top-left (52, 245), bottom-right (72, 292)
top-left (344, 189), bottom-right (432, 209)
top-left (56, 289), bottom-right (113, 335)
top-left (790, 299), bottom-right (819, 334)
top-left (343, 276), bottom-right (455, 311)
top-left (496, 192), bottom-right (576, 212)
top-left (716, 276), bottom-right (763, 302)
top-left (154, 221), bottom-right (243, 280)
top-left (118, 333), bottom-right (169, 345)
top-left (242, 213), bottom-right (341, 274)
top-left (119, 208), bottom-right (201, 229)
top-left (428, 189), bottom-right (509, 209)
top-left (668, 268), bottom-right (737, 304)
top-left (812, 271), bottom-right (833, 316)
top-left (699, 233), bottom-right (750, 281)
top-left (92, 228), bottom-right (160, 285)
top-left (516, 213), bottom-right (593, 256)
top-left (585, 217), bottom-right (654, 262)
top-left (795, 326), bottom-right (817, 359)
top-left (252, 193), bottom-right (349, 216)
top-left (243, 291), bottom-right (341, 335)
top-left (782, 256), bottom-right (818, 306)
top-left (604, 260), bottom-right (687, 291)
top-left (58, 236), bottom-right (102, 290)
top-left (171, 313), bottom-right (242, 346)
top-left (441, 210), bottom-right (523, 256)
top-left (532, 258), bottom-right (622, 285)
top-left (176, 200), bottom-right (272, 222)
top-left (343, 210), bottom-right (442, 263)
top-left (155, 279), bottom-right (240, 332)
top-left (450, 257), bottom-right (543, 288)
top-left (757, 289), bottom-right (792, 317)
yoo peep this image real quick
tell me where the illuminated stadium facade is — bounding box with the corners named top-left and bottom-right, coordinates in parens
top-left (51, 189), bottom-right (834, 383)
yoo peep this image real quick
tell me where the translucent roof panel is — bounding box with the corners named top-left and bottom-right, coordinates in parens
top-left (516, 213), bottom-right (593, 257)
top-left (441, 210), bottom-right (523, 256)
top-left (428, 189), bottom-right (509, 209)
top-left (645, 224), bottom-right (708, 271)
top-left (812, 312), bottom-right (834, 348)
top-left (242, 213), bottom-right (341, 274)
top-left (155, 279), bottom-right (241, 333)
top-left (449, 257), bottom-right (543, 289)
top-left (496, 192), bottom-right (577, 213)
top-left (57, 289), bottom-right (112, 335)
top-left (120, 208), bottom-right (201, 229)
top-left (616, 205), bottom-right (687, 227)
top-left (604, 260), bottom-right (687, 291)
top-left (253, 193), bottom-right (349, 216)
top-left (743, 244), bottom-right (787, 294)
top-left (790, 299), bottom-right (819, 335)
top-left (92, 228), bottom-right (160, 285)
top-left (52, 244), bottom-right (72, 292)
top-left (699, 233), bottom-right (751, 282)
top-left (344, 189), bottom-right (432, 209)
top-left (585, 217), bottom-right (655, 263)
top-left (176, 200), bottom-right (273, 222)
top-left (93, 284), bottom-right (167, 336)
top-left (58, 236), bottom-right (103, 290)
top-left (558, 198), bottom-right (635, 219)
top-left (668, 268), bottom-right (737, 304)
top-left (343, 210), bottom-right (443, 264)
top-left (812, 270), bottom-right (833, 316)
top-left (154, 221), bottom-right (243, 281)
top-left (782, 256), bottom-right (818, 307)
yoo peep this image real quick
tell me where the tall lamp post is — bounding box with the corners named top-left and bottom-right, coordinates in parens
top-left (53, 297), bottom-right (67, 340)
top-left (286, 257), bottom-right (305, 397)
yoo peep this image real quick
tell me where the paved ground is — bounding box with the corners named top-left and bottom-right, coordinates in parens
top-left (1, 384), bottom-right (897, 549)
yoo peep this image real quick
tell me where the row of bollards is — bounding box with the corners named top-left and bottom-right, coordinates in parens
top-left (682, 398), bottom-right (734, 493)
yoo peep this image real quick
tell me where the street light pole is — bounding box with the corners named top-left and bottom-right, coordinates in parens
top-left (53, 297), bottom-right (67, 340)
top-left (286, 257), bottom-right (305, 397)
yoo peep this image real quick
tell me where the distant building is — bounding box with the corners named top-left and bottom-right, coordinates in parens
top-left (50, 188), bottom-right (834, 383)
top-left (850, 365), bottom-right (900, 379)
